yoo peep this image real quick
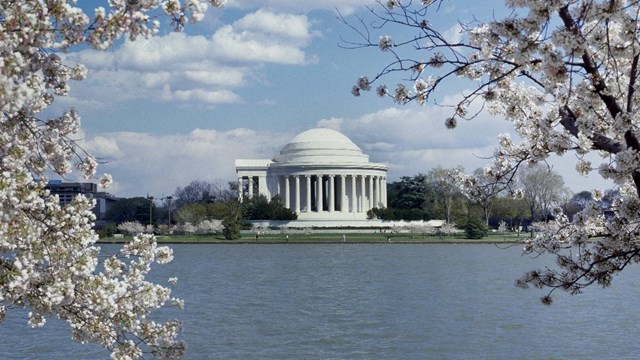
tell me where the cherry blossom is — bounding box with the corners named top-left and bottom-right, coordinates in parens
top-left (345, 0), bottom-right (640, 303)
top-left (0, 1), bottom-right (223, 358)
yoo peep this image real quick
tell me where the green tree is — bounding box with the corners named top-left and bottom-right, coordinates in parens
top-left (491, 196), bottom-right (531, 233)
top-left (242, 195), bottom-right (297, 221)
top-left (388, 174), bottom-right (429, 209)
top-left (175, 200), bottom-right (239, 224)
top-left (175, 203), bottom-right (208, 224)
top-left (105, 197), bottom-right (158, 226)
top-left (222, 216), bottom-right (242, 240)
top-left (368, 207), bottom-right (395, 220)
top-left (463, 216), bottom-right (489, 239)
top-left (384, 174), bottom-right (438, 220)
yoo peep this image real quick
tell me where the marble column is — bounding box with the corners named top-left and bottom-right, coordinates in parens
top-left (360, 175), bottom-right (366, 212)
top-left (368, 176), bottom-right (374, 211)
top-left (382, 176), bottom-right (387, 208)
top-left (294, 175), bottom-right (300, 213)
top-left (373, 175), bottom-right (378, 209)
top-left (305, 175), bottom-right (311, 212)
top-left (378, 176), bottom-right (382, 208)
top-left (351, 175), bottom-right (357, 213)
top-left (237, 177), bottom-right (243, 202)
top-left (258, 176), bottom-right (268, 198)
top-left (284, 176), bottom-right (290, 209)
top-left (317, 175), bottom-right (323, 212)
top-left (340, 175), bottom-right (346, 213)
top-left (248, 176), bottom-right (254, 198)
top-left (328, 175), bottom-right (335, 212)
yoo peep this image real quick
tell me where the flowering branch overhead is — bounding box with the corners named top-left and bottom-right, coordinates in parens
top-left (344, 0), bottom-right (640, 303)
top-left (0, 1), bottom-right (223, 358)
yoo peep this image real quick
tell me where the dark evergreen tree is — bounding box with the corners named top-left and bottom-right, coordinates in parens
top-left (222, 216), bottom-right (241, 240)
top-left (241, 195), bottom-right (297, 220)
top-left (463, 216), bottom-right (488, 239)
top-left (105, 197), bottom-right (158, 225)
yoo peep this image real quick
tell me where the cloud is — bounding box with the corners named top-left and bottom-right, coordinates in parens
top-left (211, 25), bottom-right (307, 64)
top-left (234, 9), bottom-right (315, 46)
top-left (443, 23), bottom-right (463, 44)
top-left (79, 128), bottom-right (293, 197)
top-left (318, 103), bottom-right (513, 153)
top-left (63, 9), bottom-right (316, 108)
top-left (337, 107), bottom-right (507, 178)
top-left (167, 87), bottom-right (243, 104)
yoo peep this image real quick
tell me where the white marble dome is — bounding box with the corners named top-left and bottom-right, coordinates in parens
top-left (273, 128), bottom-right (369, 165)
top-left (236, 127), bottom-right (387, 221)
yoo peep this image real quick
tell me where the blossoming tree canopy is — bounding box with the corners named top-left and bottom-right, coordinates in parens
top-left (1, 1), bottom-right (223, 358)
top-left (344, 0), bottom-right (640, 303)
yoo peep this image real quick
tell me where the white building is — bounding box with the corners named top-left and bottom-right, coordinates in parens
top-left (235, 128), bottom-right (388, 221)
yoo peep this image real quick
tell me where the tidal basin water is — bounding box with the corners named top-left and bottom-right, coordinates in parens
top-left (3, 243), bottom-right (640, 359)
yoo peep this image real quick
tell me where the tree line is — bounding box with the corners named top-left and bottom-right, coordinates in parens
top-left (101, 179), bottom-right (297, 240)
top-left (373, 163), bottom-right (614, 234)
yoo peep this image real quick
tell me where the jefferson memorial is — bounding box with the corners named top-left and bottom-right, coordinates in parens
top-left (235, 128), bottom-right (388, 222)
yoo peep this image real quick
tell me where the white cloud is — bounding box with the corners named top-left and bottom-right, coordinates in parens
top-left (63, 9), bottom-right (316, 108)
top-left (141, 71), bottom-right (172, 88)
top-left (442, 23), bottom-right (463, 44)
top-left (235, 9), bottom-right (315, 45)
top-left (89, 136), bottom-right (122, 158)
top-left (316, 117), bottom-right (344, 130)
top-left (183, 68), bottom-right (246, 87)
top-left (319, 104), bottom-right (513, 152)
top-left (316, 103), bottom-right (614, 193)
top-left (211, 25), bottom-right (307, 64)
top-left (81, 128), bottom-right (293, 197)
top-left (170, 88), bottom-right (243, 104)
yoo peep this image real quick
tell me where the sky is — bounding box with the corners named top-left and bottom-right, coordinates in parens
top-left (49, 0), bottom-right (614, 198)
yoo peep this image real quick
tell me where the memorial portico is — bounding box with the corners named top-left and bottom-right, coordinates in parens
top-left (235, 128), bottom-right (388, 221)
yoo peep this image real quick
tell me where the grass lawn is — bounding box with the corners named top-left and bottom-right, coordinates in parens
top-left (99, 232), bottom-right (528, 244)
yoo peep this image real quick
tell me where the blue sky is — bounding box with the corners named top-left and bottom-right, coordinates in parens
top-left (50, 0), bottom-right (613, 197)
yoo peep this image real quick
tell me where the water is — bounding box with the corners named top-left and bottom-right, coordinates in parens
top-left (2, 244), bottom-right (640, 359)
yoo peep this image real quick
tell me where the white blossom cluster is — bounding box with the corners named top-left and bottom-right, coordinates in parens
top-left (252, 225), bottom-right (269, 235)
top-left (0, 1), bottom-right (223, 358)
top-left (176, 219), bottom-right (223, 235)
top-left (180, 222), bottom-right (197, 235)
top-left (352, 0), bottom-right (640, 301)
top-left (195, 219), bottom-right (223, 235)
top-left (117, 221), bottom-right (147, 235)
top-left (451, 170), bottom-right (492, 204)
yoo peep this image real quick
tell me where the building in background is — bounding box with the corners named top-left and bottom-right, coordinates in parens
top-left (236, 128), bottom-right (388, 223)
top-left (45, 180), bottom-right (118, 221)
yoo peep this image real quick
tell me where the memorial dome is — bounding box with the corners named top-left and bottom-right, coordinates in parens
top-left (273, 128), bottom-right (369, 165)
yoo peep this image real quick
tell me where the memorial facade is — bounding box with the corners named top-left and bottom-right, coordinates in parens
top-left (235, 128), bottom-right (387, 221)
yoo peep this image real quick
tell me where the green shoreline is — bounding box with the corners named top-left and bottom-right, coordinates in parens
top-left (98, 233), bottom-right (527, 245)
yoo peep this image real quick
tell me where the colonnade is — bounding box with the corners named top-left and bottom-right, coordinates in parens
top-left (237, 175), bottom-right (267, 203)
top-left (237, 174), bottom-right (386, 214)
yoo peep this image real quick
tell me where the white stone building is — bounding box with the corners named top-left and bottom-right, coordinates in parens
top-left (235, 128), bottom-right (388, 221)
